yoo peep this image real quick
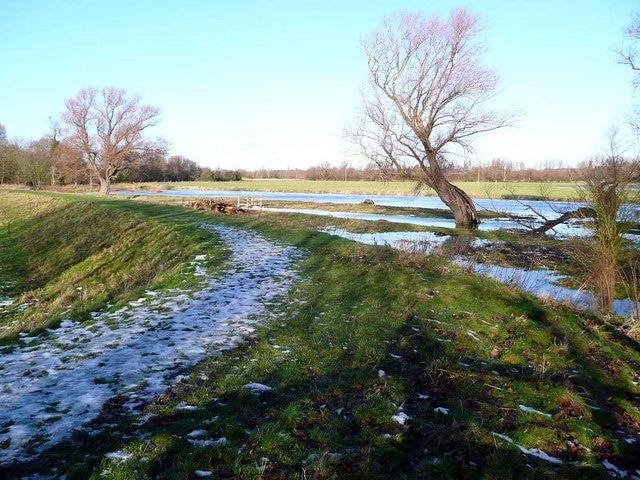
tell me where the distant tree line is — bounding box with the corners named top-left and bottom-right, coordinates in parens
top-left (0, 122), bottom-right (242, 188)
top-left (0, 127), bottom-right (595, 189)
top-left (0, 132), bottom-right (86, 188)
top-left (242, 158), bottom-right (585, 183)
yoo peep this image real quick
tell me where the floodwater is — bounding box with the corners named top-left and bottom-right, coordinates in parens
top-left (114, 188), bottom-right (579, 218)
top-left (114, 188), bottom-right (603, 237)
top-left (112, 187), bottom-right (639, 315)
top-left (322, 228), bottom-right (639, 319)
top-left (262, 207), bottom-right (590, 237)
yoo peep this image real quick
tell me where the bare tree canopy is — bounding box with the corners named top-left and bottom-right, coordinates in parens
top-left (349, 9), bottom-right (509, 227)
top-left (620, 13), bottom-right (640, 135)
top-left (61, 87), bottom-right (160, 194)
top-left (620, 13), bottom-right (640, 87)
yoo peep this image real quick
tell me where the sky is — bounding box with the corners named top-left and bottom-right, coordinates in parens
top-left (0, 0), bottom-right (637, 170)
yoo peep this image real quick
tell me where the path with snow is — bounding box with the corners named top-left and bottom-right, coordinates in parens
top-left (0, 224), bottom-right (302, 464)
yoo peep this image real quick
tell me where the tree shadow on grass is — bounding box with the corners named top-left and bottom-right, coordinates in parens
top-left (3, 228), bottom-right (640, 479)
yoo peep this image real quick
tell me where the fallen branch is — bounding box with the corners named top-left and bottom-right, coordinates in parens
top-left (532, 207), bottom-right (596, 235)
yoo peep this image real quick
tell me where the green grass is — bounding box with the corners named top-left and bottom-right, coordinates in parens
top-left (0, 191), bottom-right (228, 339)
top-left (115, 179), bottom-right (586, 201)
top-left (3, 193), bottom-right (640, 479)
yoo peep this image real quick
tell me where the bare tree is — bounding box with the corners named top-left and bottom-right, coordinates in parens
top-left (620, 13), bottom-right (640, 136)
top-left (620, 13), bottom-right (640, 87)
top-left (61, 87), bottom-right (160, 194)
top-left (575, 131), bottom-right (640, 314)
top-left (20, 137), bottom-right (56, 189)
top-left (349, 9), bottom-right (509, 227)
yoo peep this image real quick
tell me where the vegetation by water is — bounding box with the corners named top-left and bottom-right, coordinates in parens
top-left (2, 191), bottom-right (640, 479)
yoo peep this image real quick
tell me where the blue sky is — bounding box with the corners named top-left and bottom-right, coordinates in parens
top-left (0, 0), bottom-right (637, 170)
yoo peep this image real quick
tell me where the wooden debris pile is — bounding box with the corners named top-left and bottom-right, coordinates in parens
top-left (185, 198), bottom-right (245, 214)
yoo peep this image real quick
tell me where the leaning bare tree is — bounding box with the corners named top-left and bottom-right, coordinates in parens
top-left (61, 87), bottom-right (160, 194)
top-left (349, 9), bottom-right (509, 227)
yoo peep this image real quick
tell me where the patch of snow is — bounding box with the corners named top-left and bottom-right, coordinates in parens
top-left (187, 429), bottom-right (208, 439)
top-left (466, 330), bottom-right (481, 342)
top-left (418, 394), bottom-right (430, 400)
top-left (434, 407), bottom-right (450, 415)
top-left (389, 353), bottom-right (402, 359)
top-left (243, 382), bottom-right (273, 394)
top-left (320, 227), bottom-right (450, 254)
top-left (190, 437), bottom-right (227, 448)
top-left (212, 437), bottom-right (228, 447)
top-left (0, 224), bottom-right (302, 465)
top-left (602, 459), bottom-right (638, 479)
top-left (105, 450), bottom-right (134, 464)
top-left (194, 471), bottom-right (213, 477)
top-left (392, 412), bottom-right (410, 425)
top-left (491, 432), bottom-right (563, 465)
top-left (518, 405), bottom-right (552, 417)
top-left (7, 425), bottom-right (31, 448)
top-left (0, 297), bottom-right (13, 308)
top-left (378, 369), bottom-right (386, 377)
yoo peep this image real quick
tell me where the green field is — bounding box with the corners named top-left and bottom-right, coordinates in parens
top-left (117, 179), bottom-right (585, 201)
top-left (2, 191), bottom-right (639, 479)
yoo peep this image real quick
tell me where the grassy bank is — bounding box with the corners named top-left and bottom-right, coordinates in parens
top-left (115, 179), bottom-right (585, 201)
top-left (2, 194), bottom-right (640, 478)
top-left (0, 191), bottom-right (227, 339)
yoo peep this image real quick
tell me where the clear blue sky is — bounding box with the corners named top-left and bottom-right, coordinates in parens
top-left (0, 0), bottom-right (637, 170)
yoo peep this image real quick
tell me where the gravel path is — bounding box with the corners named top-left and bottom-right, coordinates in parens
top-left (0, 224), bottom-right (302, 464)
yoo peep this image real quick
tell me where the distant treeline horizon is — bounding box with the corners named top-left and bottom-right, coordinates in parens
top-left (0, 130), bottom-right (600, 188)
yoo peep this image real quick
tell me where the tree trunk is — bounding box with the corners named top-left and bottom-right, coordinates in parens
top-left (431, 175), bottom-right (479, 228)
top-left (98, 177), bottom-right (111, 195)
top-left (424, 150), bottom-right (479, 228)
